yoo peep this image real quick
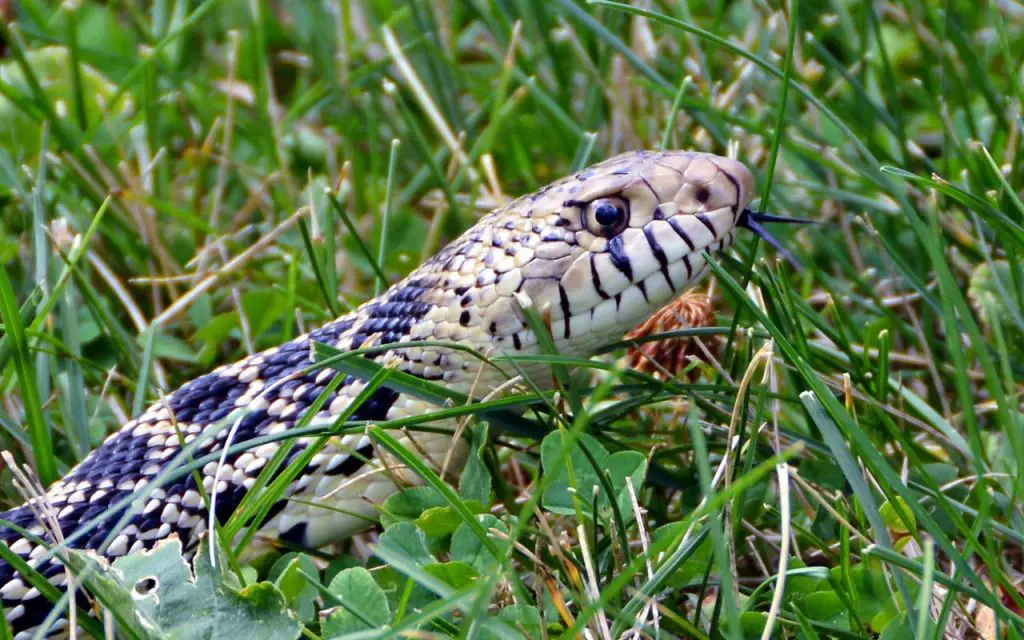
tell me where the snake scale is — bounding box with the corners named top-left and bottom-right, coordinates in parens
top-left (1, 150), bottom-right (756, 636)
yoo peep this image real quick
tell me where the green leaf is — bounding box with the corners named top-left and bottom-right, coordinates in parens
top-left (380, 486), bottom-right (448, 529)
top-left (269, 553), bottom-right (320, 622)
top-left (799, 459), bottom-right (846, 492)
top-left (650, 522), bottom-right (714, 588)
top-left (142, 331), bottom-right (197, 363)
top-left (415, 501), bottom-right (487, 537)
top-left (799, 590), bottom-right (848, 626)
top-left (782, 559), bottom-right (829, 599)
top-left (838, 563), bottom-right (909, 622)
top-left (458, 422), bottom-right (492, 503)
top-left (878, 613), bottom-right (914, 639)
top-left (879, 497), bottom-right (917, 534)
top-left (67, 537), bottom-right (300, 640)
top-left (377, 522), bottom-right (435, 568)
top-left (738, 611), bottom-right (768, 637)
top-left (322, 567), bottom-right (390, 637)
top-left (478, 605), bottom-right (544, 640)
top-left (423, 561), bottom-right (479, 589)
top-left (450, 515), bottom-right (508, 575)
top-left (540, 431), bottom-right (647, 521)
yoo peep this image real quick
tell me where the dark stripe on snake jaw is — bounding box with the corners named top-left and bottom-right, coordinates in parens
top-left (558, 284), bottom-right (572, 338)
top-left (590, 254), bottom-right (610, 299)
top-left (643, 226), bottom-right (673, 290)
top-left (695, 213), bottom-right (717, 238)
top-left (668, 219), bottom-right (696, 251)
top-left (607, 234), bottom-right (633, 281)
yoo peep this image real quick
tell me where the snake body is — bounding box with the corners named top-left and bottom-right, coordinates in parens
top-left (0, 150), bottom-right (754, 635)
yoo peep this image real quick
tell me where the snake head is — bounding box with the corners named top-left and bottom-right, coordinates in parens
top-left (488, 150), bottom-right (756, 354)
top-left (394, 150), bottom-right (754, 373)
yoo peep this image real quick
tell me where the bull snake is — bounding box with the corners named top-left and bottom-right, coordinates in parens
top-left (0, 150), bottom-right (762, 636)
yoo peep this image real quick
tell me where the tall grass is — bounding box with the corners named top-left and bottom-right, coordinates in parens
top-left (0, 0), bottom-right (1021, 638)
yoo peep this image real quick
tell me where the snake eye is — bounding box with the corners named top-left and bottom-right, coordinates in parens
top-left (586, 197), bottom-right (629, 236)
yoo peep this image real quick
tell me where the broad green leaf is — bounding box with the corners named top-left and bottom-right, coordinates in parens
top-left (799, 590), bottom-right (848, 626)
top-left (479, 605), bottom-right (544, 640)
top-left (879, 497), bottom-right (917, 534)
top-left (649, 521), bottom-right (714, 588)
top-left (458, 422), bottom-right (492, 503)
top-left (540, 431), bottom-right (647, 521)
top-left (380, 486), bottom-right (448, 529)
top-left (415, 501), bottom-right (487, 537)
top-left (423, 561), bottom-right (479, 589)
top-left (450, 515), bottom-right (508, 574)
top-left (269, 553), bottom-right (320, 622)
top-left (877, 611), bottom-right (917, 638)
top-left (377, 522), bottom-right (435, 568)
top-left (67, 537), bottom-right (300, 640)
top-left (322, 567), bottom-right (390, 637)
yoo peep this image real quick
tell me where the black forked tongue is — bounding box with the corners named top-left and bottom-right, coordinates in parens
top-left (737, 208), bottom-right (820, 270)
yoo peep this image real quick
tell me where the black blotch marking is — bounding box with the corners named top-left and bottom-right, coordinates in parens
top-left (512, 333), bottom-right (522, 350)
top-left (279, 522), bottom-right (308, 545)
top-left (350, 386), bottom-right (399, 422)
top-left (589, 254), bottom-right (610, 299)
top-left (459, 310), bottom-right (471, 326)
top-left (668, 219), bottom-right (696, 250)
top-left (653, 205), bottom-right (668, 221)
top-left (329, 444), bottom-right (374, 477)
top-left (310, 317), bottom-right (357, 343)
top-left (264, 499), bottom-right (289, 524)
top-left (563, 199), bottom-right (586, 209)
top-left (489, 321), bottom-right (498, 334)
top-left (455, 286), bottom-right (469, 295)
top-left (607, 235), bottom-right (634, 281)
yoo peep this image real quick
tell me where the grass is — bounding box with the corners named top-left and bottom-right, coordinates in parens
top-left (0, 0), bottom-right (1021, 638)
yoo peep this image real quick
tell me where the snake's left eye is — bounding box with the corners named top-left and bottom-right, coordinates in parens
top-left (585, 197), bottom-right (629, 236)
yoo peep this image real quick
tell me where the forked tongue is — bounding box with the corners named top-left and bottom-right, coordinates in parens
top-left (737, 209), bottom-right (820, 270)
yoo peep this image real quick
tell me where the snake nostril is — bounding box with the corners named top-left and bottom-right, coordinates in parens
top-left (695, 186), bottom-right (710, 203)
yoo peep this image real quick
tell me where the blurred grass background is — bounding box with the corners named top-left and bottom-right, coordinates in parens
top-left (0, 0), bottom-right (1022, 638)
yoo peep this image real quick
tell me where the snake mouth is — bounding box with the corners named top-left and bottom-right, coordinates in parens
top-left (736, 208), bottom-right (819, 269)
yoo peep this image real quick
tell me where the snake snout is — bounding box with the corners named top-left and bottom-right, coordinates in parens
top-left (709, 156), bottom-right (756, 214)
